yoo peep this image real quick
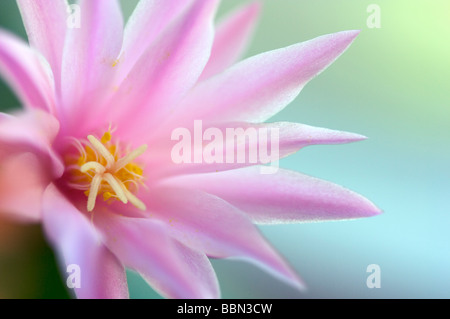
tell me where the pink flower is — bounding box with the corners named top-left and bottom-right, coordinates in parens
top-left (0, 0), bottom-right (381, 298)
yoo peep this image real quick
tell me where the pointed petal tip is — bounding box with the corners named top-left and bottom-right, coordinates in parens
top-left (368, 205), bottom-right (384, 217)
top-left (244, 2), bottom-right (263, 22)
top-left (248, 1), bottom-right (263, 13)
top-left (272, 265), bottom-right (307, 293)
top-left (332, 29), bottom-right (361, 47)
top-left (342, 29), bottom-right (361, 39)
top-left (329, 185), bottom-right (384, 220)
top-left (296, 282), bottom-right (308, 293)
top-left (356, 199), bottom-right (384, 219)
top-left (359, 192), bottom-right (383, 217)
top-left (299, 125), bottom-right (368, 145)
top-left (348, 132), bottom-right (368, 142)
top-left (232, 0), bottom-right (263, 15)
top-left (288, 274), bottom-right (308, 293)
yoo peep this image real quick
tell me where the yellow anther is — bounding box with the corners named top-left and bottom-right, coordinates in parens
top-left (129, 163), bottom-right (143, 176)
top-left (77, 156), bottom-right (86, 166)
top-left (101, 131), bottom-right (112, 144)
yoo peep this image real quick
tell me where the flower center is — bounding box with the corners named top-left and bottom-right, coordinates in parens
top-left (65, 131), bottom-right (147, 212)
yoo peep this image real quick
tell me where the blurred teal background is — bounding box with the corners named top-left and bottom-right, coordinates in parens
top-left (0, 0), bottom-right (449, 298)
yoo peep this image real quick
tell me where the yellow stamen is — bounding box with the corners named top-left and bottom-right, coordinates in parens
top-left (67, 131), bottom-right (147, 212)
top-left (122, 186), bottom-right (146, 211)
top-left (87, 135), bottom-right (115, 169)
top-left (80, 161), bottom-right (106, 174)
top-left (87, 174), bottom-right (102, 212)
top-left (114, 145), bottom-right (148, 172)
top-left (103, 173), bottom-right (128, 204)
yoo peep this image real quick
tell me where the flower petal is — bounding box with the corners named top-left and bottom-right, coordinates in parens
top-left (162, 166), bottom-right (382, 224)
top-left (0, 29), bottom-right (54, 112)
top-left (143, 121), bottom-right (366, 180)
top-left (42, 184), bottom-right (129, 299)
top-left (117, 0), bottom-right (194, 83)
top-left (17, 0), bottom-right (68, 89)
top-left (94, 211), bottom-right (220, 299)
top-left (200, 1), bottom-right (261, 81)
top-left (61, 0), bottom-right (123, 133)
top-left (104, 0), bottom-right (220, 140)
top-left (0, 110), bottom-right (63, 177)
top-left (143, 187), bottom-right (305, 291)
top-left (170, 30), bottom-right (360, 125)
top-left (0, 152), bottom-right (48, 222)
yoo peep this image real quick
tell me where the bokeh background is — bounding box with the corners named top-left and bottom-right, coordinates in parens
top-left (0, 0), bottom-right (449, 298)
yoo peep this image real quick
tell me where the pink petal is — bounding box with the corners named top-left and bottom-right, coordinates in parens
top-left (162, 166), bottom-right (382, 224)
top-left (17, 0), bottom-right (68, 89)
top-left (0, 110), bottom-right (63, 177)
top-left (61, 0), bottom-right (123, 133)
top-left (0, 29), bottom-right (54, 112)
top-left (170, 30), bottom-right (360, 125)
top-left (117, 0), bottom-right (194, 83)
top-left (142, 121), bottom-right (366, 180)
top-left (200, 1), bottom-right (261, 81)
top-left (143, 187), bottom-right (305, 291)
top-left (42, 184), bottom-right (129, 299)
top-left (94, 211), bottom-right (220, 299)
top-left (0, 152), bottom-right (48, 222)
top-left (102, 0), bottom-right (220, 140)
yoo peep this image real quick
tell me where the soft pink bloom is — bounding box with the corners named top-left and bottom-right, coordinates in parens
top-left (0, 0), bottom-right (381, 298)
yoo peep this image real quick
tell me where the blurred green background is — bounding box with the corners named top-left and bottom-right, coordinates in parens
top-left (0, 0), bottom-right (449, 298)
